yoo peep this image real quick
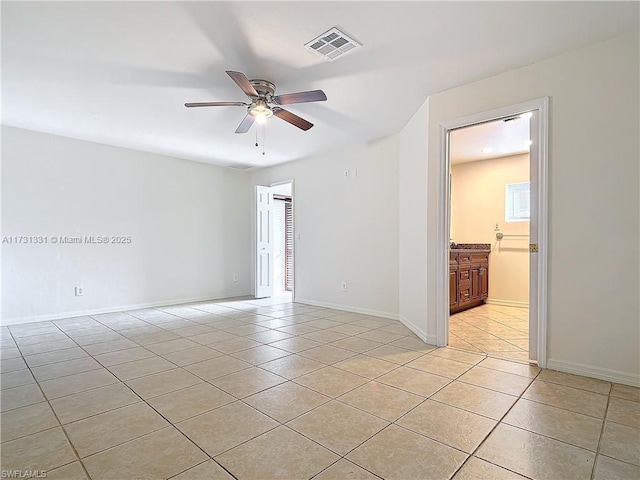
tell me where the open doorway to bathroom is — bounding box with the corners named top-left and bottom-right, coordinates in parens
top-left (448, 114), bottom-right (531, 362)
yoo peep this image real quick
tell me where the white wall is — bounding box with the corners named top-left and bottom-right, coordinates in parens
top-left (251, 137), bottom-right (400, 318)
top-left (398, 100), bottom-right (430, 340)
top-left (1, 127), bottom-right (252, 323)
top-left (451, 154), bottom-right (530, 305)
top-left (417, 29), bottom-right (639, 384)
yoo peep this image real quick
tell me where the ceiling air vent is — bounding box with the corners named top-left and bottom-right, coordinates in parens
top-left (305, 27), bottom-right (362, 62)
top-left (227, 163), bottom-right (252, 171)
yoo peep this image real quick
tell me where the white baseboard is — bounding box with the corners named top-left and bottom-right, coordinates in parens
top-left (1, 291), bottom-right (252, 326)
top-left (546, 358), bottom-right (640, 387)
top-left (294, 298), bottom-right (399, 321)
top-left (398, 314), bottom-right (430, 343)
top-left (486, 298), bottom-right (529, 308)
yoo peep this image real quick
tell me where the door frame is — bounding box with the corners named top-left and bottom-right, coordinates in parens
top-left (269, 178), bottom-right (295, 302)
top-left (435, 97), bottom-right (549, 368)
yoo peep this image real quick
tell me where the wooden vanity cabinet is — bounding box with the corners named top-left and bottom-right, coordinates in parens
top-left (450, 249), bottom-right (489, 314)
top-left (449, 255), bottom-right (458, 310)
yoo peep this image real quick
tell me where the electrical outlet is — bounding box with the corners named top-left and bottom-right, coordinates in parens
top-left (74, 286), bottom-right (84, 297)
top-left (343, 170), bottom-right (349, 179)
top-left (233, 274), bottom-right (238, 282)
top-left (341, 282), bottom-right (347, 292)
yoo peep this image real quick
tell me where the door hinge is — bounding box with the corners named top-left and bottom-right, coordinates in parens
top-left (529, 243), bottom-right (539, 253)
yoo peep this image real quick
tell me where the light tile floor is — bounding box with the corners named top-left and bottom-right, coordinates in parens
top-left (1, 297), bottom-right (638, 479)
top-left (449, 304), bottom-right (531, 362)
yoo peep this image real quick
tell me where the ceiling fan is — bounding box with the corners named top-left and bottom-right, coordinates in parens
top-left (185, 71), bottom-right (327, 133)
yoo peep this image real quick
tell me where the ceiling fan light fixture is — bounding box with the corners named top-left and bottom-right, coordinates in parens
top-left (249, 100), bottom-right (273, 119)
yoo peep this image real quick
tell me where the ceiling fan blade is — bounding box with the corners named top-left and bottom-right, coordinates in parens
top-left (226, 71), bottom-right (259, 98)
top-left (273, 108), bottom-right (313, 131)
top-left (185, 102), bottom-right (247, 107)
top-left (235, 113), bottom-right (256, 134)
top-left (273, 90), bottom-right (327, 105)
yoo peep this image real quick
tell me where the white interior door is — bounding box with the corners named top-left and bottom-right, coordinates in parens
top-left (528, 110), bottom-right (539, 361)
top-left (255, 185), bottom-right (274, 298)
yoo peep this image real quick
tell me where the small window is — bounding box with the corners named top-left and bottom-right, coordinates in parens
top-left (505, 182), bottom-right (530, 222)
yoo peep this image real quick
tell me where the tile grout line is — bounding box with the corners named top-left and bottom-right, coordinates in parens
top-left (54, 319), bottom-right (239, 479)
top-left (7, 324), bottom-right (94, 480)
top-left (6, 299), bottom-right (635, 480)
top-left (445, 367), bottom-right (543, 479)
top-left (591, 384), bottom-right (613, 480)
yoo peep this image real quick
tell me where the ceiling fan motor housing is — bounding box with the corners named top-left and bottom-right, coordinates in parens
top-left (249, 79), bottom-right (276, 100)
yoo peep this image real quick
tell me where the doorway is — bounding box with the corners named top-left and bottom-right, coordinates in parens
top-left (436, 98), bottom-right (548, 368)
top-left (273, 184), bottom-right (293, 301)
top-left (448, 115), bottom-right (531, 362)
top-left (254, 181), bottom-right (294, 302)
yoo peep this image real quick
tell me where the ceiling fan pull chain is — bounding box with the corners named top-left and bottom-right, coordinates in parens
top-left (255, 128), bottom-right (258, 147)
top-left (262, 125), bottom-right (266, 156)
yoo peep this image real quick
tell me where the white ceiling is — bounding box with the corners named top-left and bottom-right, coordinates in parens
top-left (450, 115), bottom-right (530, 165)
top-left (2, 2), bottom-right (638, 169)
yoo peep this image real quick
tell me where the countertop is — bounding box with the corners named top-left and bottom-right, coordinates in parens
top-left (450, 243), bottom-right (491, 252)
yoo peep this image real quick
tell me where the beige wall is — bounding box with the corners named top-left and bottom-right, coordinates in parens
top-left (451, 154), bottom-right (529, 305)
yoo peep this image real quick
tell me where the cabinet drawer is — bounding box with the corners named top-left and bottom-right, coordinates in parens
top-left (471, 253), bottom-right (488, 263)
top-left (459, 289), bottom-right (471, 303)
top-left (459, 270), bottom-right (470, 281)
top-left (458, 253), bottom-right (472, 264)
